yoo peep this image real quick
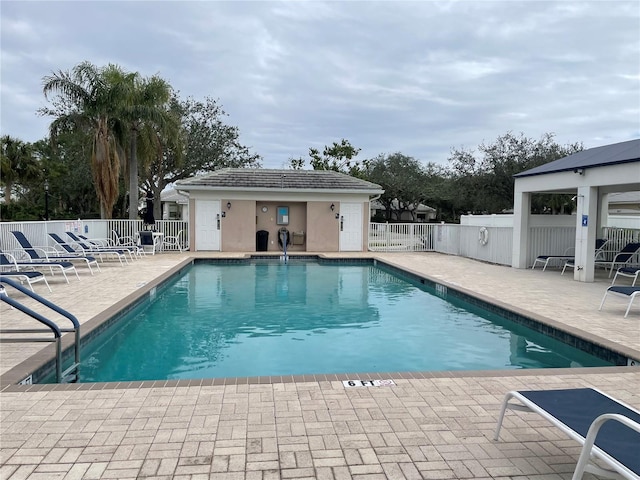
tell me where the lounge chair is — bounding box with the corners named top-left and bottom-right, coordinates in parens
top-left (162, 229), bottom-right (188, 251)
top-left (64, 231), bottom-right (131, 265)
top-left (532, 247), bottom-right (575, 271)
top-left (47, 233), bottom-right (101, 275)
top-left (532, 239), bottom-right (607, 271)
top-left (0, 253), bottom-right (52, 292)
top-left (595, 242), bottom-right (640, 278)
top-left (0, 248), bottom-right (78, 284)
top-left (611, 267), bottom-right (640, 286)
top-left (599, 285), bottom-right (640, 318)
top-left (111, 229), bottom-right (137, 248)
top-left (558, 239), bottom-right (609, 275)
top-left (78, 234), bottom-right (142, 257)
top-left (495, 388), bottom-right (640, 479)
top-left (138, 231), bottom-right (158, 255)
top-left (536, 238), bottom-right (605, 274)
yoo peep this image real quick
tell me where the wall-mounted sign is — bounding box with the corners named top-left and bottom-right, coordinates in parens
top-left (582, 215), bottom-right (588, 227)
top-left (277, 206), bottom-right (289, 225)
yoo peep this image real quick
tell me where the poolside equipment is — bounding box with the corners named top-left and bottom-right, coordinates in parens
top-left (1, 244), bottom-right (79, 284)
top-left (64, 231), bottom-right (131, 264)
top-left (495, 388), bottom-right (640, 479)
top-left (612, 267), bottom-right (640, 286)
top-left (599, 285), bottom-right (640, 318)
top-left (0, 276), bottom-right (80, 383)
top-left (278, 227), bottom-right (289, 262)
top-left (0, 252), bottom-right (51, 292)
top-left (595, 242), bottom-right (640, 277)
top-left (46, 233), bottom-right (101, 275)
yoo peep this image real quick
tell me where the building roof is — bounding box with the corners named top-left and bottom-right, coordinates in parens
top-left (176, 168), bottom-right (384, 193)
top-left (160, 187), bottom-right (188, 204)
top-left (514, 139), bottom-right (640, 178)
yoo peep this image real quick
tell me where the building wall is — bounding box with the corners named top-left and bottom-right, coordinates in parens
top-left (255, 201), bottom-right (307, 252)
top-left (221, 200), bottom-right (256, 251)
top-left (306, 201), bottom-right (339, 251)
top-left (186, 191), bottom-right (373, 252)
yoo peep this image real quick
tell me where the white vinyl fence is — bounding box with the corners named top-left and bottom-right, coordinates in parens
top-left (368, 223), bottom-right (640, 267)
top-left (0, 219), bottom-right (188, 254)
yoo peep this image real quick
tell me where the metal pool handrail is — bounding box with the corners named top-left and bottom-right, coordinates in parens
top-left (0, 277), bottom-right (81, 383)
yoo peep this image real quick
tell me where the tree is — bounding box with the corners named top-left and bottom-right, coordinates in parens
top-left (366, 153), bottom-right (427, 221)
top-left (34, 135), bottom-right (100, 218)
top-left (142, 95), bottom-right (261, 218)
top-left (447, 132), bottom-right (583, 216)
top-left (119, 73), bottom-right (178, 219)
top-left (41, 61), bottom-right (132, 218)
top-left (290, 139), bottom-right (368, 177)
top-left (0, 136), bottom-right (40, 205)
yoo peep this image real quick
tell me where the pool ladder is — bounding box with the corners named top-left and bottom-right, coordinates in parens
top-left (0, 277), bottom-right (80, 384)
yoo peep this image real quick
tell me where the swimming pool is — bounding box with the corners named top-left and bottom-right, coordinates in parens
top-left (53, 259), bottom-right (612, 383)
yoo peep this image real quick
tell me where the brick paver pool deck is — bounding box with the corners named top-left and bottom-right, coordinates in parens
top-left (1, 252), bottom-right (638, 479)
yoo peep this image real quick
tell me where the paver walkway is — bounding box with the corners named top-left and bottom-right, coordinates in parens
top-left (1, 252), bottom-right (638, 479)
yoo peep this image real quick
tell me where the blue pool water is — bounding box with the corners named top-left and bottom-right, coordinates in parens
top-left (71, 261), bottom-right (611, 382)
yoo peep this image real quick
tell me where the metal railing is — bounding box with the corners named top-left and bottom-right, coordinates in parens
top-left (0, 277), bottom-right (80, 383)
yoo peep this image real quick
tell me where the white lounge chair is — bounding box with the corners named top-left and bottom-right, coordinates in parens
top-left (532, 248), bottom-right (575, 271)
top-left (611, 267), bottom-right (640, 286)
top-left (495, 388), bottom-right (640, 479)
top-left (599, 285), bottom-right (640, 318)
top-left (560, 239), bottom-right (610, 275)
top-left (595, 242), bottom-right (640, 277)
top-left (162, 229), bottom-right (188, 251)
top-left (0, 252), bottom-right (52, 292)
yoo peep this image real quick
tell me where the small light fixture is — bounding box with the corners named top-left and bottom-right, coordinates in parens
top-left (227, 202), bottom-right (231, 209)
top-left (573, 168), bottom-right (584, 175)
top-left (330, 203), bottom-right (335, 211)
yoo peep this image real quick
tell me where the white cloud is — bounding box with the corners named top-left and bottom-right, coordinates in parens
top-left (1, 0), bottom-right (638, 168)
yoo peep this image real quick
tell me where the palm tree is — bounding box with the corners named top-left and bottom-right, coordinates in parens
top-left (120, 74), bottom-right (178, 220)
top-left (42, 61), bottom-right (130, 218)
top-left (0, 135), bottom-right (40, 205)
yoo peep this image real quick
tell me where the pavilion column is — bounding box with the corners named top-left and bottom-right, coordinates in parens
top-left (512, 188), bottom-right (531, 269)
top-left (598, 191), bottom-right (609, 233)
top-left (573, 186), bottom-right (599, 282)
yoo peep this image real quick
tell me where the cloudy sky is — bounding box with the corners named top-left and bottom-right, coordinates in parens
top-left (1, 1), bottom-right (639, 169)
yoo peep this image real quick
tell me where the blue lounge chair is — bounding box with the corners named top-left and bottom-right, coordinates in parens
top-left (612, 267), bottom-right (640, 286)
top-left (495, 388), bottom-right (640, 479)
top-left (0, 252), bottom-right (51, 292)
top-left (599, 285), bottom-right (640, 318)
top-left (533, 238), bottom-right (607, 273)
top-left (595, 242), bottom-right (640, 278)
top-left (64, 231), bottom-right (131, 265)
top-left (532, 251), bottom-right (574, 271)
top-left (0, 248), bottom-right (78, 284)
top-left (47, 233), bottom-right (101, 275)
